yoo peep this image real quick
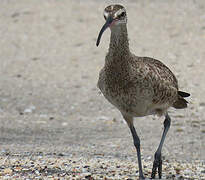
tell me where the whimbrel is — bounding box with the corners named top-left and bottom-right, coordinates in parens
top-left (96, 4), bottom-right (190, 179)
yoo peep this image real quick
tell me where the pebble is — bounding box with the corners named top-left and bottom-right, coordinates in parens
top-left (0, 155), bottom-right (204, 179)
top-left (24, 105), bottom-right (36, 113)
top-left (97, 116), bottom-right (109, 121)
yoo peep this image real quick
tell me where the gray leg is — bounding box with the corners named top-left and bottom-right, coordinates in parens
top-left (129, 124), bottom-right (145, 179)
top-left (151, 113), bottom-right (171, 179)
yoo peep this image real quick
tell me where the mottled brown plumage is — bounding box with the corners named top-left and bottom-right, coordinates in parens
top-left (96, 4), bottom-right (190, 179)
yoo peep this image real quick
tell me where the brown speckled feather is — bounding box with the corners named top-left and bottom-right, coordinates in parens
top-left (98, 54), bottom-right (179, 117)
top-left (139, 57), bottom-right (178, 105)
top-left (97, 4), bottom-right (189, 117)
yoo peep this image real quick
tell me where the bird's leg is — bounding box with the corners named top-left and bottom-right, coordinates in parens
top-left (151, 113), bottom-right (171, 179)
top-left (123, 115), bottom-right (145, 179)
top-left (129, 124), bottom-right (145, 179)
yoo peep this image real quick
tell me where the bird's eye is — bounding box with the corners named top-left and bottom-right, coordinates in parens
top-left (119, 12), bottom-right (125, 18)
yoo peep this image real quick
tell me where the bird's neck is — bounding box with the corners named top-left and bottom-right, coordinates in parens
top-left (109, 24), bottom-right (129, 53)
top-left (105, 24), bottom-right (130, 70)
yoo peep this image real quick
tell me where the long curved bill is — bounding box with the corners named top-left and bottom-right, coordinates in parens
top-left (96, 16), bottom-right (113, 47)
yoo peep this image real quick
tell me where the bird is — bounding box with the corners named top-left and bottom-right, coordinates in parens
top-left (96, 4), bottom-right (190, 179)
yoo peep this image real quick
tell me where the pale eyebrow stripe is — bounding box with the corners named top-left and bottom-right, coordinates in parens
top-left (114, 8), bottom-right (126, 18)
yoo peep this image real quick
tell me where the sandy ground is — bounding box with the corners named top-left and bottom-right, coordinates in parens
top-left (0, 0), bottom-right (204, 179)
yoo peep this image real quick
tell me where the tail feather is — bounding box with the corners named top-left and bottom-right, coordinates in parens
top-left (178, 91), bottom-right (190, 97)
top-left (173, 91), bottom-right (190, 109)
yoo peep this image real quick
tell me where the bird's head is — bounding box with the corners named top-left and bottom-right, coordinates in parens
top-left (96, 4), bottom-right (127, 46)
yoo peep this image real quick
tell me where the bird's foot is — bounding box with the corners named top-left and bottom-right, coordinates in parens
top-left (139, 175), bottom-right (145, 180)
top-left (138, 170), bottom-right (145, 179)
top-left (151, 153), bottom-right (162, 179)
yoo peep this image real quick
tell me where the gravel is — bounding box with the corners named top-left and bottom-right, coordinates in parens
top-left (0, 153), bottom-right (204, 179)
